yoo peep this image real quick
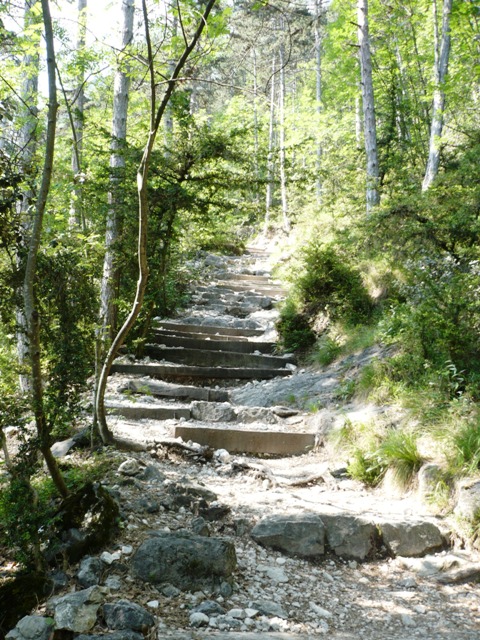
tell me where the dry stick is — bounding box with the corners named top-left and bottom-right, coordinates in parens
top-left (95, 0), bottom-right (218, 444)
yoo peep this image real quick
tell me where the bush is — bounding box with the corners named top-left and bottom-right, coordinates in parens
top-left (295, 243), bottom-right (373, 325)
top-left (276, 299), bottom-right (316, 353)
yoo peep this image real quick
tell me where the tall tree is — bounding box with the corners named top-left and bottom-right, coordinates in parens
top-left (314, 0), bottom-right (322, 199)
top-left (69, 0), bottom-right (87, 228)
top-left (357, 0), bottom-right (380, 212)
top-left (422, 0), bottom-right (452, 191)
top-left (23, 0), bottom-right (68, 497)
top-left (278, 39), bottom-right (290, 233)
top-left (95, 0), bottom-right (218, 444)
top-left (264, 53), bottom-right (276, 233)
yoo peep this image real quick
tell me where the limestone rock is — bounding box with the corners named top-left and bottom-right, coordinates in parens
top-left (6, 616), bottom-right (54, 640)
top-left (131, 532), bottom-right (237, 591)
top-left (454, 479), bottom-right (480, 522)
top-left (379, 520), bottom-right (447, 557)
top-left (251, 513), bottom-right (325, 558)
top-left (191, 401), bottom-right (236, 422)
top-left (118, 459), bottom-right (141, 476)
top-left (103, 600), bottom-right (155, 631)
top-left (249, 600), bottom-right (288, 619)
top-left (417, 464), bottom-right (445, 502)
top-left (320, 514), bottom-right (377, 560)
top-left (49, 585), bottom-right (105, 633)
top-left (77, 557), bottom-right (103, 588)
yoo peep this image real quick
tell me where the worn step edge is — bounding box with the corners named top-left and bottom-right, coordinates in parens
top-left (123, 379), bottom-right (230, 402)
top-left (174, 425), bottom-right (316, 455)
top-left (143, 345), bottom-right (295, 369)
top-left (155, 322), bottom-right (265, 337)
top-left (106, 402), bottom-right (191, 421)
top-left (150, 333), bottom-right (276, 354)
top-left (111, 363), bottom-right (292, 380)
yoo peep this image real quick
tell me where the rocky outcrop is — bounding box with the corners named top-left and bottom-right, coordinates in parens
top-left (131, 532), bottom-right (237, 591)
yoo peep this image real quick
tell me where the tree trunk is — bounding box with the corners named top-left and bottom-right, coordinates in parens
top-left (252, 47), bottom-right (260, 204)
top-left (69, 0), bottom-right (87, 228)
top-left (264, 54), bottom-right (276, 234)
top-left (23, 0), bottom-right (68, 497)
top-left (314, 0), bottom-right (322, 200)
top-left (278, 42), bottom-right (290, 233)
top-left (357, 0), bottom-right (380, 213)
top-left (16, 0), bottom-right (41, 394)
top-left (95, 0), bottom-right (218, 444)
top-left (422, 0), bottom-right (452, 191)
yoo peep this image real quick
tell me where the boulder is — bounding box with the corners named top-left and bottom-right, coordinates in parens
top-left (6, 616), bottom-right (54, 640)
top-left (103, 600), bottom-right (154, 631)
top-left (454, 479), bottom-right (480, 522)
top-left (131, 532), bottom-right (236, 591)
top-left (191, 401), bottom-right (236, 423)
top-left (0, 573), bottom-right (52, 639)
top-left (417, 464), bottom-right (445, 502)
top-left (379, 520), bottom-right (447, 557)
top-left (320, 514), bottom-right (378, 560)
top-left (161, 481), bottom-right (218, 513)
top-left (49, 585), bottom-right (105, 633)
top-left (76, 632), bottom-right (143, 640)
top-left (251, 513), bottom-right (325, 558)
top-left (77, 557), bottom-right (103, 588)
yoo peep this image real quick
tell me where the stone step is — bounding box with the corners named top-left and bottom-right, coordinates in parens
top-left (154, 328), bottom-right (251, 343)
top-left (107, 401), bottom-right (191, 420)
top-left (122, 379), bottom-right (230, 402)
top-left (150, 332), bottom-right (276, 354)
top-left (111, 362), bottom-right (292, 380)
top-left (215, 272), bottom-right (274, 283)
top-left (174, 425), bottom-right (316, 455)
top-left (210, 282), bottom-right (286, 296)
top-left (143, 345), bottom-right (294, 370)
top-left (155, 321), bottom-right (265, 338)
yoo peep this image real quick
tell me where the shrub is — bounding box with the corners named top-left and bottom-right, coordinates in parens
top-left (296, 243), bottom-right (373, 325)
top-left (276, 299), bottom-right (316, 353)
top-left (379, 429), bottom-right (424, 487)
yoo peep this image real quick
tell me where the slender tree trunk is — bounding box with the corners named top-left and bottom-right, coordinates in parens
top-left (314, 0), bottom-right (322, 199)
top-left (278, 42), bottom-right (290, 233)
top-left (23, 0), bottom-right (68, 497)
top-left (69, 0), bottom-right (87, 228)
top-left (95, 0), bottom-right (218, 444)
top-left (357, 0), bottom-right (380, 213)
top-left (16, 0), bottom-right (41, 394)
top-left (422, 0), bottom-right (452, 191)
top-left (252, 47), bottom-right (260, 204)
top-left (264, 54), bottom-right (276, 234)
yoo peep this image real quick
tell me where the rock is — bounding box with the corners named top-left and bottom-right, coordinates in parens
top-left (320, 514), bottom-right (378, 560)
top-left (131, 532), bottom-right (236, 591)
top-left (191, 401), bottom-right (236, 422)
top-left (379, 520), bottom-right (446, 557)
top-left (162, 481), bottom-right (217, 513)
top-left (49, 585), bottom-right (105, 633)
top-left (258, 565), bottom-right (289, 583)
top-left (6, 616), bottom-right (54, 640)
top-left (454, 479), bottom-right (480, 522)
top-left (139, 464), bottom-right (165, 482)
top-left (103, 600), bottom-right (155, 632)
top-left (189, 612), bottom-right (209, 628)
top-left (101, 551), bottom-right (121, 565)
top-left (160, 584), bottom-right (181, 598)
top-left (77, 557), bottom-right (103, 587)
top-left (76, 632), bottom-right (143, 640)
top-left (249, 600), bottom-right (288, 619)
top-left (48, 483), bottom-right (119, 563)
top-left (192, 601), bottom-right (226, 616)
top-left (198, 501), bottom-right (231, 522)
top-left (214, 449), bottom-right (231, 464)
top-left (251, 513), bottom-right (325, 558)
top-left (309, 603), bottom-right (333, 619)
top-left (417, 464), bottom-right (445, 501)
top-left (50, 571), bottom-right (69, 592)
top-left (191, 516), bottom-right (211, 536)
top-left (235, 406), bottom-right (278, 424)
top-left (104, 575), bottom-right (122, 590)
top-left (118, 459), bottom-right (141, 476)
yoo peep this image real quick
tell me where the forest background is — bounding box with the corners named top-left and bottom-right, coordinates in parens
top-left (1, 0), bottom-right (480, 571)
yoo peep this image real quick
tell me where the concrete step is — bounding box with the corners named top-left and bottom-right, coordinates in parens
top-left (174, 424), bottom-right (316, 455)
top-left (143, 345), bottom-right (294, 369)
top-left (111, 362), bottom-right (292, 381)
top-left (155, 321), bottom-right (265, 338)
top-left (107, 401), bottom-right (191, 420)
top-left (150, 332), bottom-right (276, 354)
top-left (123, 379), bottom-right (230, 402)
top-left (153, 328), bottom-right (250, 343)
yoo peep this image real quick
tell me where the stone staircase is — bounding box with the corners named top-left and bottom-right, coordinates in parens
top-left (106, 248), bottom-right (317, 455)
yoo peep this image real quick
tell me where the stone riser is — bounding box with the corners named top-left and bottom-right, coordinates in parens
top-left (143, 345), bottom-right (294, 369)
top-left (155, 321), bottom-right (264, 338)
top-left (111, 363), bottom-right (292, 380)
top-left (150, 333), bottom-right (276, 354)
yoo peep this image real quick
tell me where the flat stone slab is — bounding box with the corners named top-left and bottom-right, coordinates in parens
top-left (155, 322), bottom-right (265, 337)
top-left (150, 333), bottom-right (276, 354)
top-left (143, 345), bottom-right (293, 369)
top-left (166, 634), bottom-right (355, 640)
top-left (123, 380), bottom-right (229, 402)
top-left (174, 426), bottom-right (315, 455)
top-left (106, 402), bottom-right (191, 421)
top-left (111, 363), bottom-right (291, 381)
